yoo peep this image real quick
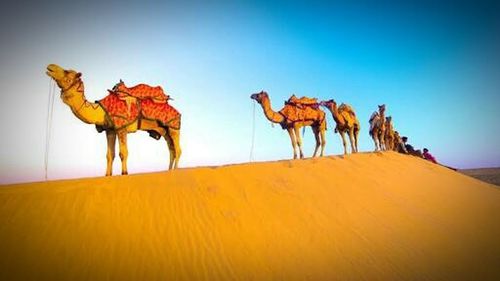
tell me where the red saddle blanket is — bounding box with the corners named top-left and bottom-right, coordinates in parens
top-left (98, 92), bottom-right (180, 130)
top-left (113, 82), bottom-right (170, 103)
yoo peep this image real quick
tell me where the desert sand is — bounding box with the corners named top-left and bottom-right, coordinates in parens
top-left (460, 167), bottom-right (500, 187)
top-left (1, 151), bottom-right (499, 280)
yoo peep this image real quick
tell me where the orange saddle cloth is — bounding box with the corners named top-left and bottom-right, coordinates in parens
top-left (279, 104), bottom-right (325, 125)
top-left (286, 95), bottom-right (318, 108)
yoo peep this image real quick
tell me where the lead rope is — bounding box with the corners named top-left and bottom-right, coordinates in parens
top-left (44, 79), bottom-right (56, 180)
top-left (249, 101), bottom-right (256, 162)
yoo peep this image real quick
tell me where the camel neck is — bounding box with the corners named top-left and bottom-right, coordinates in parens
top-left (260, 97), bottom-right (285, 124)
top-left (329, 105), bottom-right (344, 125)
top-left (61, 81), bottom-right (107, 126)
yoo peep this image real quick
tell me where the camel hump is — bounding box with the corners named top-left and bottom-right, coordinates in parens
top-left (338, 103), bottom-right (356, 117)
top-left (114, 82), bottom-right (170, 103)
top-left (287, 94), bottom-right (318, 106)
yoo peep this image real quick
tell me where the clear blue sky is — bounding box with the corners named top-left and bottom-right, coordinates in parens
top-left (1, 0), bottom-right (499, 184)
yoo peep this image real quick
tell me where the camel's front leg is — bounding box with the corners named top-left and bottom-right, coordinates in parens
top-left (339, 130), bottom-right (348, 155)
top-left (105, 130), bottom-right (116, 176)
top-left (293, 126), bottom-right (304, 159)
top-left (287, 128), bottom-right (298, 159)
top-left (379, 131), bottom-right (386, 151)
top-left (117, 131), bottom-right (128, 175)
top-left (320, 128), bottom-right (326, 156)
top-left (372, 130), bottom-right (379, 151)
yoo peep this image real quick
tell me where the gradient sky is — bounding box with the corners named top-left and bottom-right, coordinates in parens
top-left (1, 0), bottom-right (499, 184)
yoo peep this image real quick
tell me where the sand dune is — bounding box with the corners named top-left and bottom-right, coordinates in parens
top-left (1, 152), bottom-right (499, 280)
top-left (460, 167), bottom-right (500, 186)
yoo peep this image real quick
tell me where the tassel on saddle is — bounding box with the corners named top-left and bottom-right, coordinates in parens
top-left (148, 130), bottom-right (162, 140)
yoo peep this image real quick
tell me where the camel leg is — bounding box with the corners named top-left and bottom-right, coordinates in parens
top-left (379, 131), bottom-right (386, 151)
top-left (348, 129), bottom-right (356, 154)
top-left (287, 128), bottom-right (298, 159)
top-left (372, 131), bottom-right (379, 152)
top-left (169, 128), bottom-right (182, 169)
top-left (294, 126), bottom-right (304, 159)
top-left (339, 130), bottom-right (348, 155)
top-left (117, 130), bottom-right (128, 175)
top-left (320, 128), bottom-right (326, 156)
top-left (105, 130), bottom-right (116, 176)
top-left (163, 131), bottom-right (175, 170)
top-left (312, 126), bottom-right (320, 157)
top-left (354, 128), bottom-right (359, 153)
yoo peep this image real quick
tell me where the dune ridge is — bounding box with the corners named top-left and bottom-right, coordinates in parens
top-left (1, 152), bottom-right (499, 280)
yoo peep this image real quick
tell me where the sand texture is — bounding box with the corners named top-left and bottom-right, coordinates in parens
top-left (1, 152), bottom-right (499, 280)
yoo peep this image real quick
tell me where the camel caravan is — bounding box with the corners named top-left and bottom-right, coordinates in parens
top-left (45, 64), bottom-right (433, 176)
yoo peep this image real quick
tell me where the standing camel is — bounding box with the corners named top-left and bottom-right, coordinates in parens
top-left (250, 91), bottom-right (327, 159)
top-left (46, 64), bottom-right (181, 176)
top-left (384, 116), bottom-right (395, 151)
top-left (369, 104), bottom-right (386, 151)
top-left (320, 99), bottom-right (360, 154)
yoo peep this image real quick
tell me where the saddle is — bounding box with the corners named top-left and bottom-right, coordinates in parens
top-left (112, 81), bottom-right (171, 104)
top-left (285, 94), bottom-right (319, 109)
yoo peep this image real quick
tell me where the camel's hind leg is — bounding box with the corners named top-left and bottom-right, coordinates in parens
top-left (312, 126), bottom-right (320, 157)
top-left (163, 130), bottom-right (175, 170)
top-left (168, 128), bottom-right (182, 169)
top-left (354, 127), bottom-right (359, 153)
top-left (105, 130), bottom-right (116, 176)
top-left (117, 130), bottom-right (128, 175)
top-left (348, 128), bottom-right (356, 154)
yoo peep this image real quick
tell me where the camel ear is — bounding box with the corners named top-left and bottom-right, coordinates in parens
top-left (76, 72), bottom-right (82, 78)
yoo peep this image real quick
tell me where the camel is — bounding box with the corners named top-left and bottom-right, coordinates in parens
top-left (46, 64), bottom-right (181, 176)
top-left (250, 91), bottom-right (326, 159)
top-left (384, 116), bottom-right (395, 151)
top-left (369, 104), bottom-right (386, 151)
top-left (319, 99), bottom-right (360, 154)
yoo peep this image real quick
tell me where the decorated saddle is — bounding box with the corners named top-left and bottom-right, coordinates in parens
top-left (112, 80), bottom-right (170, 103)
top-left (285, 94), bottom-right (319, 109)
top-left (279, 104), bottom-right (325, 129)
top-left (97, 81), bottom-right (180, 131)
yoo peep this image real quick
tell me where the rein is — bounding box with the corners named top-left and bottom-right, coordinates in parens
top-left (44, 79), bottom-right (56, 180)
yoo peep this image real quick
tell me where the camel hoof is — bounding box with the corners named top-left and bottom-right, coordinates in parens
top-left (122, 171), bottom-right (128, 175)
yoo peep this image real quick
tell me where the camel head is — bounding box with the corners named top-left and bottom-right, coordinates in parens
top-left (378, 104), bottom-right (386, 114)
top-left (319, 99), bottom-right (337, 109)
top-left (46, 64), bottom-right (82, 91)
top-left (250, 90), bottom-right (269, 104)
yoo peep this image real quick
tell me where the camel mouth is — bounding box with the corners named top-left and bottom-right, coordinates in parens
top-left (46, 65), bottom-right (57, 78)
top-left (250, 94), bottom-right (258, 100)
top-left (46, 64), bottom-right (63, 79)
